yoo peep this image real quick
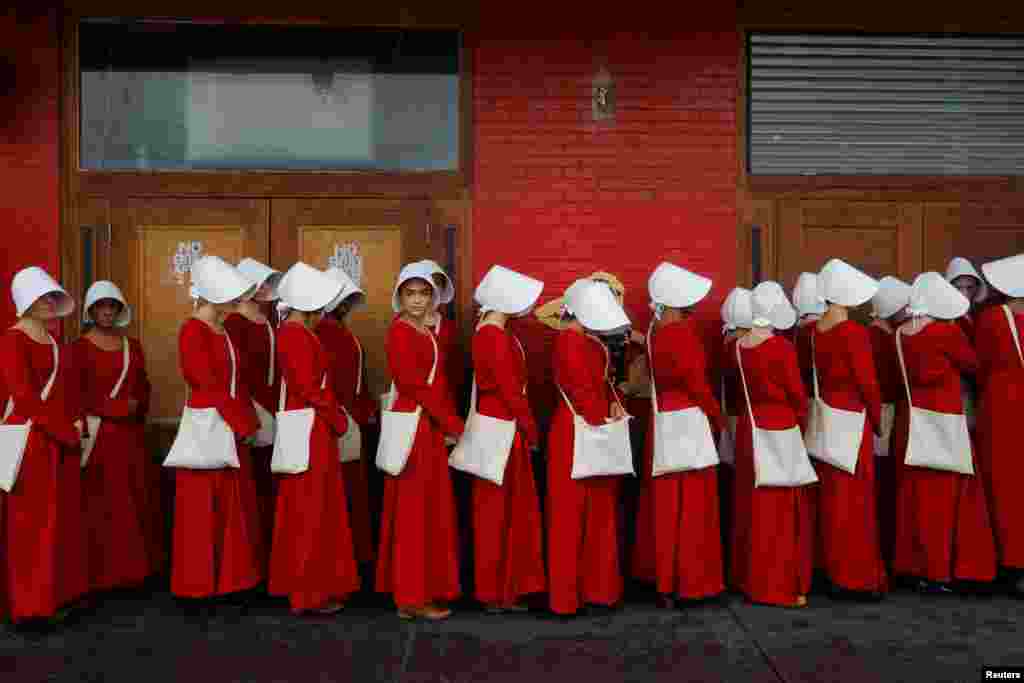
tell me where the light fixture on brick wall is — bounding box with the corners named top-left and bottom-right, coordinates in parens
top-left (592, 66), bottom-right (615, 121)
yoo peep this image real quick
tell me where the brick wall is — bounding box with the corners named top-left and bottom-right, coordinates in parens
top-left (471, 18), bottom-right (740, 416)
top-left (0, 5), bottom-right (61, 328)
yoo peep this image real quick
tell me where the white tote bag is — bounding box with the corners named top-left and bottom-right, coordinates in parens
top-left (250, 320), bottom-right (277, 448)
top-left (81, 336), bottom-right (132, 468)
top-left (375, 331), bottom-right (439, 476)
top-left (559, 379), bottom-right (634, 480)
top-left (895, 328), bottom-right (973, 475)
top-left (646, 324), bottom-right (718, 477)
top-left (449, 324), bottom-right (521, 485)
top-left (270, 370), bottom-right (325, 475)
top-left (736, 342), bottom-right (818, 487)
top-left (0, 334), bottom-right (59, 492)
top-left (717, 377), bottom-right (736, 467)
top-left (337, 334), bottom-right (363, 463)
top-left (163, 333), bottom-right (241, 470)
top-left (873, 403), bottom-right (896, 457)
top-left (806, 329), bottom-right (865, 475)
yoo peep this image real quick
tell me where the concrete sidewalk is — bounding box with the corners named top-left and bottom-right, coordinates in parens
top-left (1, 584), bottom-right (1020, 683)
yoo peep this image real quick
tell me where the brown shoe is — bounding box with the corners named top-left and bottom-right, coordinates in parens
top-left (398, 605), bottom-right (451, 621)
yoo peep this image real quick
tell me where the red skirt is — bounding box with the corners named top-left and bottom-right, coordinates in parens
top-left (343, 457), bottom-right (375, 565)
top-left (83, 419), bottom-right (162, 591)
top-left (731, 415), bottom-right (813, 605)
top-left (977, 374), bottom-right (1024, 569)
top-left (892, 421), bottom-right (996, 583)
top-left (815, 421), bottom-right (888, 593)
top-left (375, 417), bottom-right (461, 607)
top-left (0, 431), bottom-right (88, 620)
top-left (269, 420), bottom-right (360, 609)
top-left (631, 415), bottom-right (724, 599)
top-left (471, 432), bottom-right (546, 606)
top-left (546, 406), bottom-right (622, 615)
top-left (170, 442), bottom-right (266, 598)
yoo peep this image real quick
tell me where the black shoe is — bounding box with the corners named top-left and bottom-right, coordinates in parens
top-left (916, 579), bottom-right (954, 596)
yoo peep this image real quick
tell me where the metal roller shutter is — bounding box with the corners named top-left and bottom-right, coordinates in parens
top-left (747, 33), bottom-right (1024, 175)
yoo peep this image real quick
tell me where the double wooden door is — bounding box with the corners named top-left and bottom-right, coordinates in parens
top-left (73, 196), bottom-right (458, 447)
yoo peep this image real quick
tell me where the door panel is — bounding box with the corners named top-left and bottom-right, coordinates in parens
top-left (108, 199), bottom-right (270, 436)
top-left (777, 199), bottom-right (924, 312)
top-left (272, 198), bottom-right (441, 402)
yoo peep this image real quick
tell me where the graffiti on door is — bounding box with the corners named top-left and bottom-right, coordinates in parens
top-left (171, 241), bottom-right (204, 285)
top-left (327, 242), bottom-right (363, 288)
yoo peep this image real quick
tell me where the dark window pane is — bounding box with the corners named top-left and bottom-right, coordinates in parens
top-left (79, 20), bottom-right (460, 171)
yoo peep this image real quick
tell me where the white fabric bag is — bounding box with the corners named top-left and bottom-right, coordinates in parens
top-left (337, 334), bottom-right (364, 464)
top-left (376, 330), bottom-right (439, 476)
top-left (449, 325), bottom-right (521, 485)
top-left (250, 320), bottom-right (277, 448)
top-left (873, 403), bottom-right (896, 457)
top-left (81, 336), bottom-right (132, 468)
top-left (560, 365), bottom-right (634, 480)
top-left (163, 333), bottom-right (241, 470)
top-left (718, 377), bottom-right (736, 467)
top-left (270, 371), bottom-right (325, 475)
top-left (646, 323), bottom-right (718, 477)
top-left (736, 342), bottom-right (818, 487)
top-left (0, 334), bottom-right (59, 492)
top-left (805, 329), bottom-right (865, 474)
top-left (895, 328), bottom-right (973, 475)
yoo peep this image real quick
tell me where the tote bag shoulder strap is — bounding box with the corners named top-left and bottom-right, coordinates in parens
top-left (894, 328), bottom-right (915, 408)
top-left (646, 320), bottom-right (660, 414)
top-left (734, 341), bottom-right (759, 430)
top-left (1004, 305), bottom-right (1024, 366)
top-left (224, 333), bottom-right (237, 399)
top-left (810, 327), bottom-right (821, 400)
top-left (109, 336), bottom-right (131, 399)
top-left (265, 320), bottom-right (276, 387)
top-left (352, 330), bottom-right (363, 396)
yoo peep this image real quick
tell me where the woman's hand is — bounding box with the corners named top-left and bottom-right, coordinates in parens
top-left (630, 330), bottom-right (646, 346)
top-left (609, 402), bottom-right (626, 421)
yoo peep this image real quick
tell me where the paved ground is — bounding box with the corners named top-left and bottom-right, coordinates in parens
top-left (2, 578), bottom-right (1020, 683)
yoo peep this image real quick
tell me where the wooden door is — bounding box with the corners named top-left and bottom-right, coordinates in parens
top-left (777, 198), bottom-right (924, 319)
top-left (922, 201), bottom-right (1024, 275)
top-left (271, 198), bottom-right (443, 404)
top-left (106, 198), bottom-right (270, 447)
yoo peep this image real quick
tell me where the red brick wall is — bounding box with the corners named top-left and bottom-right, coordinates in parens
top-left (0, 6), bottom-right (61, 328)
top-left (471, 19), bottom-right (740, 414)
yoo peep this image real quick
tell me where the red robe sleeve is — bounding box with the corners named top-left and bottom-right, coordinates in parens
top-left (941, 323), bottom-right (979, 378)
top-left (777, 338), bottom-right (809, 428)
top-left (476, 326), bottom-right (539, 448)
top-left (844, 323), bottom-right (883, 435)
top-left (278, 325), bottom-right (348, 436)
top-left (179, 322), bottom-right (259, 438)
top-left (555, 331), bottom-right (608, 428)
top-left (388, 321), bottom-right (465, 438)
top-left (0, 332), bottom-right (79, 447)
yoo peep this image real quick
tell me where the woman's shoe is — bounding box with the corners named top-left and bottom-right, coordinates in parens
top-left (917, 579), bottom-right (954, 596)
top-left (656, 594), bottom-right (675, 609)
top-left (398, 605), bottom-right (451, 621)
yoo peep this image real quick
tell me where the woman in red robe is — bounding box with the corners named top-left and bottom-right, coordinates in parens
top-left (0, 267), bottom-right (88, 626)
top-left (716, 287), bottom-right (752, 588)
top-left (812, 259), bottom-right (888, 600)
top-left (945, 257), bottom-right (988, 344)
top-left (316, 268), bottom-right (377, 570)
top-left (975, 253), bottom-right (1024, 595)
top-left (376, 262), bottom-right (465, 620)
top-left (268, 262), bottom-right (360, 615)
top-left (225, 258), bottom-right (283, 548)
top-left (466, 265), bottom-right (546, 612)
top-left (867, 277), bottom-right (911, 570)
top-left (168, 256), bottom-right (264, 608)
top-left (730, 281), bottom-right (814, 608)
top-left (546, 278), bottom-right (630, 615)
top-left (632, 263), bottom-right (724, 608)
top-left (74, 281), bottom-right (162, 594)
top-left (890, 272), bottom-right (997, 593)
